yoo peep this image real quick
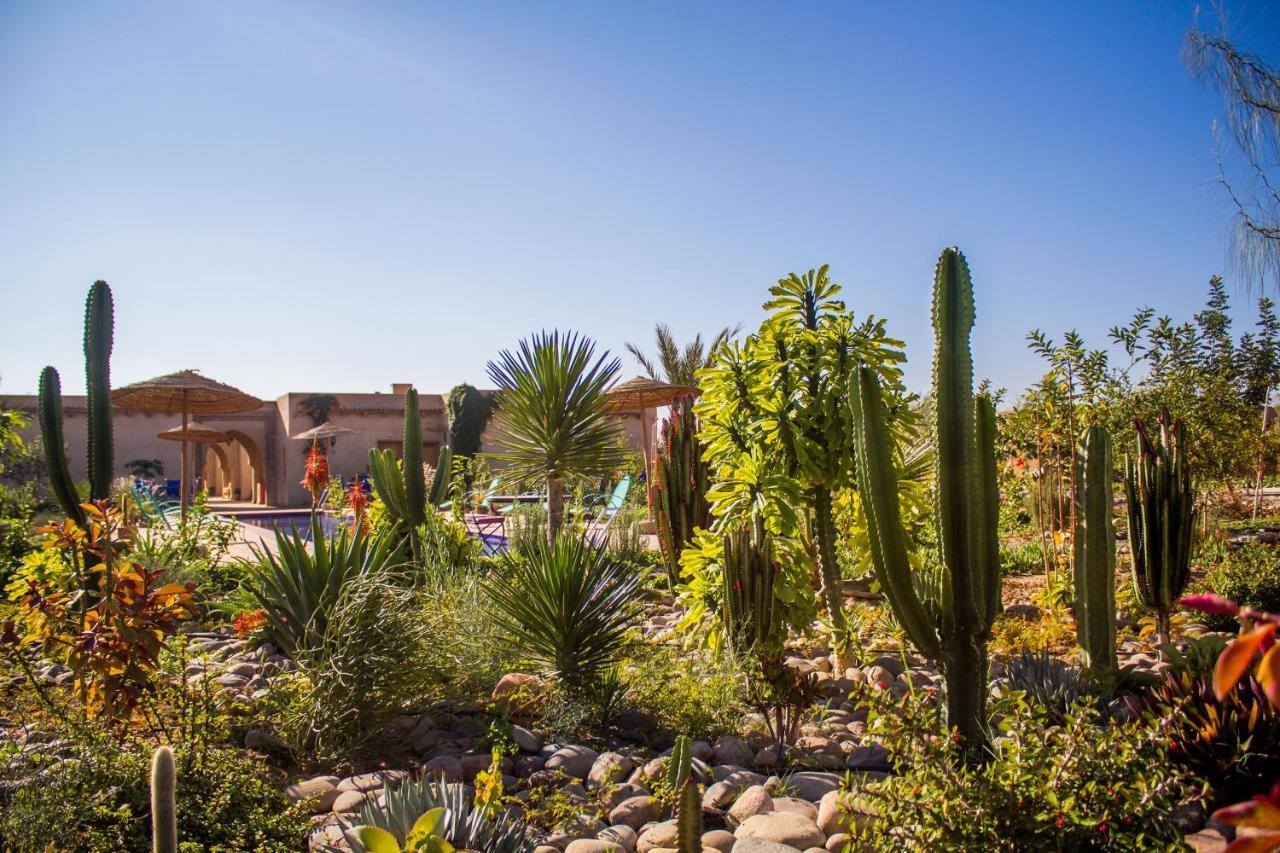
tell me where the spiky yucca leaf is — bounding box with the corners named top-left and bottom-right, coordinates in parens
top-left (482, 533), bottom-right (641, 687)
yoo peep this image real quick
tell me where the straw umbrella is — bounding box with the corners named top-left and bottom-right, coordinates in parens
top-left (606, 376), bottom-right (700, 483)
top-left (290, 422), bottom-right (356, 453)
top-left (113, 371), bottom-right (262, 521)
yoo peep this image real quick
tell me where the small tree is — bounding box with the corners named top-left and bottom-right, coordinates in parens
top-left (697, 267), bottom-right (910, 664)
top-left (486, 331), bottom-right (629, 541)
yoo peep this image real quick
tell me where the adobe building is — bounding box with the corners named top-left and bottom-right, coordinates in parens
top-left (0, 383), bottom-right (656, 509)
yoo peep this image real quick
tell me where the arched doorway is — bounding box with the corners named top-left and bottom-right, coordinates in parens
top-left (218, 430), bottom-right (267, 504)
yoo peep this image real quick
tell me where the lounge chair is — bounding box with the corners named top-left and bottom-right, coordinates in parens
top-left (573, 476), bottom-right (632, 548)
top-left (132, 485), bottom-right (181, 530)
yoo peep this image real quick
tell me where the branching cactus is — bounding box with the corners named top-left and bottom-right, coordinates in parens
top-left (650, 396), bottom-right (712, 590)
top-left (1124, 408), bottom-right (1195, 650)
top-left (1073, 425), bottom-right (1117, 673)
top-left (852, 247), bottom-right (1001, 760)
top-left (151, 745), bottom-right (177, 853)
top-left (39, 280), bottom-right (115, 529)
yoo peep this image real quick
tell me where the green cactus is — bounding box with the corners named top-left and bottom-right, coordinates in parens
top-left (151, 745), bottom-right (177, 853)
top-left (667, 734), bottom-right (692, 790)
top-left (369, 388), bottom-right (454, 562)
top-left (1124, 408), bottom-right (1195, 651)
top-left (650, 396), bottom-right (712, 590)
top-left (84, 280), bottom-right (114, 501)
top-left (852, 247), bottom-right (1001, 760)
top-left (38, 366), bottom-right (86, 529)
top-left (1074, 425), bottom-right (1117, 673)
top-left (39, 281), bottom-right (115, 528)
top-left (720, 516), bottom-right (779, 657)
top-left (675, 777), bottom-right (702, 853)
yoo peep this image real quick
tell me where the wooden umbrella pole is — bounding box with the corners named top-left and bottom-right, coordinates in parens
top-left (641, 407), bottom-right (653, 521)
top-left (180, 392), bottom-right (189, 523)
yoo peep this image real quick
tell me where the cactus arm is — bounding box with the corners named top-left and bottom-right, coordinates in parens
top-left (151, 745), bottom-right (177, 853)
top-left (402, 388), bottom-right (426, 527)
top-left (429, 446), bottom-right (453, 507)
top-left (38, 366), bottom-right (87, 529)
top-left (972, 395), bottom-right (1002, 631)
top-left (368, 448), bottom-right (408, 523)
top-left (84, 280), bottom-right (114, 501)
top-left (667, 735), bottom-right (692, 789)
top-left (852, 367), bottom-right (941, 660)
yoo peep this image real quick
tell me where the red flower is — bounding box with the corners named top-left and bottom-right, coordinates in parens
top-left (232, 609), bottom-right (268, 638)
top-left (1178, 593), bottom-right (1240, 618)
top-left (346, 477), bottom-right (370, 531)
top-left (301, 443), bottom-right (330, 506)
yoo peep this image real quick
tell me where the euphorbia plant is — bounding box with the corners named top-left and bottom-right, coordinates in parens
top-left (697, 266), bottom-right (911, 665)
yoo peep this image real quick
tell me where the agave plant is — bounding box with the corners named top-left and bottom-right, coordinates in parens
top-left (482, 532), bottom-right (641, 689)
top-left (241, 516), bottom-right (407, 656)
top-left (326, 779), bottom-right (534, 853)
top-left (1001, 651), bottom-right (1083, 724)
top-left (486, 330), bottom-right (629, 540)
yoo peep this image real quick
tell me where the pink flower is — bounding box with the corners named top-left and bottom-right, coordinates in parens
top-left (1178, 593), bottom-right (1240, 617)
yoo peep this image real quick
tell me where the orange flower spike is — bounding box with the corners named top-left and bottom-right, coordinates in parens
top-left (301, 442), bottom-right (330, 505)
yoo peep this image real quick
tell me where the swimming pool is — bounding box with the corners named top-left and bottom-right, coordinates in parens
top-left (231, 510), bottom-right (340, 541)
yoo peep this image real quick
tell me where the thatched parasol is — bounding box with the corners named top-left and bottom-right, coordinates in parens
top-left (114, 371), bottom-right (262, 520)
top-left (290, 422), bottom-right (356, 447)
top-left (606, 376), bottom-right (700, 483)
top-left (157, 422), bottom-right (231, 444)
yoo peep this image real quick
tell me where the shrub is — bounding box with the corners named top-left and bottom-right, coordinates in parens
top-left (242, 516), bottom-right (407, 656)
top-left (843, 692), bottom-right (1189, 851)
top-left (620, 643), bottom-right (749, 741)
top-left (281, 574), bottom-right (439, 760)
top-left (483, 533), bottom-right (641, 690)
top-left (999, 540), bottom-right (1044, 577)
top-left (1198, 541), bottom-right (1280, 631)
top-left (0, 744), bottom-right (308, 852)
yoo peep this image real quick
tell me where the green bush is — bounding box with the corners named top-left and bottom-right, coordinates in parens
top-left (1199, 541), bottom-right (1280, 631)
top-left (843, 692), bottom-right (1189, 851)
top-left (0, 744), bottom-right (308, 852)
top-left (621, 643), bottom-right (749, 741)
top-left (999, 540), bottom-right (1044, 577)
top-left (483, 533), bottom-right (641, 689)
top-left (281, 574), bottom-right (440, 760)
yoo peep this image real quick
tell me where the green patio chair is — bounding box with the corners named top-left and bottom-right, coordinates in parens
top-left (132, 484), bottom-right (181, 530)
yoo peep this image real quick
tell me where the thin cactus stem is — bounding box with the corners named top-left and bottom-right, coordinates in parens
top-left (151, 745), bottom-right (177, 853)
top-left (84, 280), bottom-right (114, 501)
top-left (1074, 425), bottom-right (1117, 673)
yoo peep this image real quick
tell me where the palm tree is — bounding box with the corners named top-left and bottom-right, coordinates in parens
top-left (625, 323), bottom-right (741, 387)
top-left (486, 330), bottom-right (629, 540)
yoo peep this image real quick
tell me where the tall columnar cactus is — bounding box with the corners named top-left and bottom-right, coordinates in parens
top-left (852, 247), bottom-right (1002, 760)
top-left (1073, 425), bottom-right (1117, 673)
top-left (1124, 408), bottom-right (1195, 650)
top-left (720, 516), bottom-right (779, 657)
top-left (39, 281), bottom-right (115, 528)
top-left (368, 388), bottom-right (452, 561)
top-left (667, 734), bottom-right (692, 789)
top-left (650, 396), bottom-right (712, 590)
top-left (84, 280), bottom-right (114, 501)
top-left (151, 745), bottom-right (177, 853)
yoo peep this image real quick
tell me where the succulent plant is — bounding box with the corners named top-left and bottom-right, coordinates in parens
top-left (720, 515), bottom-right (780, 657)
top-left (1124, 408), bottom-right (1195, 649)
top-left (852, 247), bottom-right (1002, 760)
top-left (1073, 424), bottom-right (1117, 673)
top-left (650, 396), bottom-right (711, 589)
top-left (39, 280), bottom-right (115, 528)
top-left (368, 387), bottom-right (452, 561)
top-left (150, 745), bottom-right (177, 853)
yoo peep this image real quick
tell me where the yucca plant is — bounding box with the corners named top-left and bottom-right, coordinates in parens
top-left (242, 516), bottom-right (407, 656)
top-left (327, 778), bottom-right (534, 853)
top-left (482, 532), bottom-right (641, 689)
top-left (485, 331), bottom-right (629, 541)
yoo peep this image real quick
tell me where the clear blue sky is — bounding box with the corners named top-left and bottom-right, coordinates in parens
top-left (1, 1), bottom-right (1277, 401)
